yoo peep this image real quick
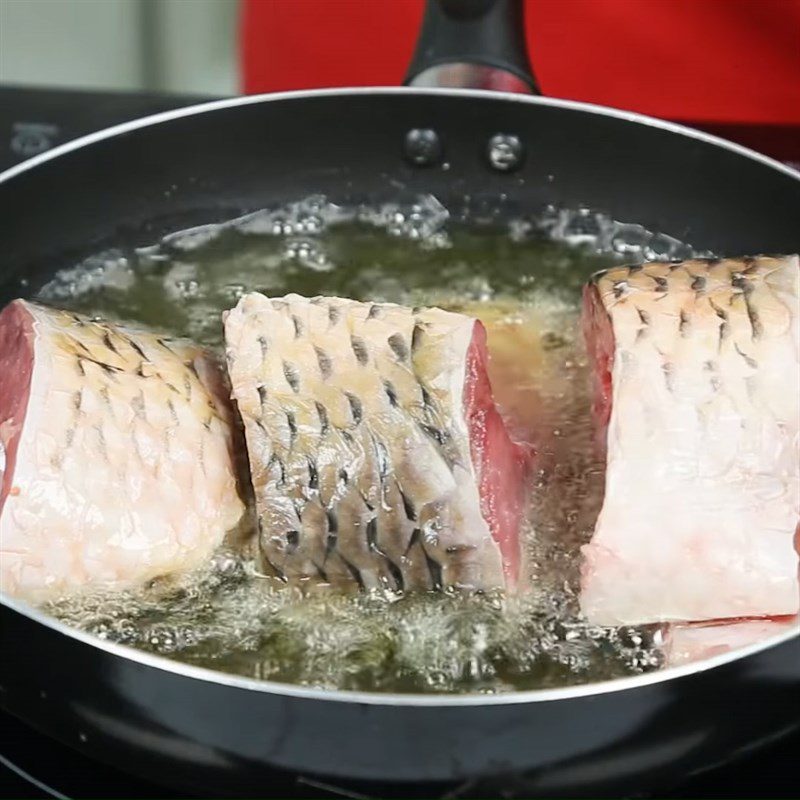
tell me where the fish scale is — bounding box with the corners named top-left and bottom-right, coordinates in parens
top-left (223, 292), bottom-right (518, 593)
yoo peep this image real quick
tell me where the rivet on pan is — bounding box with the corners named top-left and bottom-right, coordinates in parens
top-left (403, 129), bottom-right (443, 167)
top-left (487, 133), bottom-right (524, 172)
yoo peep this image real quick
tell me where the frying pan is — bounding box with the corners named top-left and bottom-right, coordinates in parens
top-left (1, 1), bottom-right (799, 796)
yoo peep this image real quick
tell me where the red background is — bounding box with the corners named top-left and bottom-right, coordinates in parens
top-left (241, 0), bottom-right (800, 126)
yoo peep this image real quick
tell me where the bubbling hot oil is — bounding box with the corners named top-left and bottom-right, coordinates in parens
top-left (39, 197), bottom-right (680, 693)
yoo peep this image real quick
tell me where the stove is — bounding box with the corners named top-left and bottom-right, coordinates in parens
top-left (0, 85), bottom-right (798, 799)
top-left (0, 699), bottom-right (797, 800)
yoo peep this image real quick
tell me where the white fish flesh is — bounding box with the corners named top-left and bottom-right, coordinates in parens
top-left (223, 292), bottom-right (527, 592)
top-left (0, 300), bottom-right (246, 602)
top-left (581, 255), bottom-right (800, 625)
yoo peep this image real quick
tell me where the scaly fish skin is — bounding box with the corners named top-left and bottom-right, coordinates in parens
top-left (581, 255), bottom-right (800, 625)
top-left (0, 300), bottom-right (246, 602)
top-left (223, 292), bottom-right (521, 593)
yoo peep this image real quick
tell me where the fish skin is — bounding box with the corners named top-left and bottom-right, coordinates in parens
top-left (581, 255), bottom-right (800, 625)
top-left (0, 300), bottom-right (246, 602)
top-left (223, 292), bottom-right (509, 593)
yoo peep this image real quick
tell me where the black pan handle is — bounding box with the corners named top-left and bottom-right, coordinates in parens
top-left (404, 0), bottom-right (538, 94)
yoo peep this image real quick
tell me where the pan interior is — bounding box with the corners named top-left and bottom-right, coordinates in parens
top-left (27, 192), bottom-right (782, 694)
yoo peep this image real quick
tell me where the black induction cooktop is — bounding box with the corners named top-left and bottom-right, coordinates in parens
top-left (1, 704), bottom-right (797, 799)
top-left (0, 84), bottom-right (797, 799)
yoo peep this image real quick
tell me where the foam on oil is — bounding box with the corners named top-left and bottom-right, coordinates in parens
top-left (39, 196), bottom-right (689, 693)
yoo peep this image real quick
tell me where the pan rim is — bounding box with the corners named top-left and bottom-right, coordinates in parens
top-left (1, 87), bottom-right (798, 706)
top-left (0, 86), bottom-right (798, 187)
top-left (3, 592), bottom-right (797, 706)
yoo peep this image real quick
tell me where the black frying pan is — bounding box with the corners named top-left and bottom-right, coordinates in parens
top-left (1, 2), bottom-right (799, 796)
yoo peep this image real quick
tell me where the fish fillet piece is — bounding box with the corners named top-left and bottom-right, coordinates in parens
top-left (581, 255), bottom-right (800, 625)
top-left (223, 292), bottom-right (527, 592)
top-left (0, 300), bottom-right (246, 602)
top-left (662, 617), bottom-right (799, 667)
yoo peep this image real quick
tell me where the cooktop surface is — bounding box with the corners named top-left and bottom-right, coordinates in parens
top-left (1, 707), bottom-right (797, 799)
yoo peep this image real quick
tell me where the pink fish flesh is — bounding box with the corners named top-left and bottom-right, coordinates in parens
top-left (662, 616), bottom-right (799, 667)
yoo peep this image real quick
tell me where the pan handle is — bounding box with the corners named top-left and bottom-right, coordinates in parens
top-left (404, 0), bottom-right (538, 94)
